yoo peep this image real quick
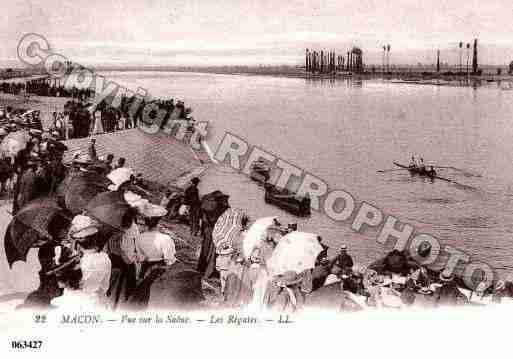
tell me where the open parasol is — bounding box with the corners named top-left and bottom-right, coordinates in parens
top-left (212, 208), bottom-right (247, 252)
top-left (60, 171), bottom-right (110, 215)
top-left (4, 197), bottom-right (71, 268)
top-left (85, 190), bottom-right (132, 236)
top-left (0, 130), bottom-right (30, 158)
top-left (266, 231), bottom-right (323, 277)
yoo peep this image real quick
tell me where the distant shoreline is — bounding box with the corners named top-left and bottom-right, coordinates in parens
top-left (96, 67), bottom-right (513, 87)
top-left (3, 66), bottom-right (513, 89)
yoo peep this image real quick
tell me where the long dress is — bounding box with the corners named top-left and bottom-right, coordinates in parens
top-left (17, 169), bottom-right (36, 209)
top-left (197, 221), bottom-right (216, 278)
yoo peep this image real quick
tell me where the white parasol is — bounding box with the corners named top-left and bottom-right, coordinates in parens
top-left (266, 231), bottom-right (323, 276)
top-left (0, 130), bottom-right (30, 158)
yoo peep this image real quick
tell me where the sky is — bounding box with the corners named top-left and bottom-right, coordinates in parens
top-left (2, 0), bottom-right (513, 67)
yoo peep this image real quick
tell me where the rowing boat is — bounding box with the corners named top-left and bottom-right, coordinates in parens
top-left (393, 162), bottom-right (435, 177)
top-left (393, 162), bottom-right (454, 183)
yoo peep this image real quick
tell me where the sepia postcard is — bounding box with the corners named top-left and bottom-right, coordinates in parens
top-left (1, 0), bottom-right (512, 357)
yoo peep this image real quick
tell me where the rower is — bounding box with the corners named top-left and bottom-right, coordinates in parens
top-left (419, 158), bottom-right (426, 173)
top-left (409, 156), bottom-right (417, 169)
top-left (427, 166), bottom-right (437, 177)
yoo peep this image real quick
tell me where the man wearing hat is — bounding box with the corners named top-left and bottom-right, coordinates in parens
top-left (12, 139), bottom-right (37, 214)
top-left (435, 271), bottom-right (467, 306)
top-left (184, 177), bottom-right (201, 235)
top-left (333, 245), bottom-right (354, 277)
top-left (88, 138), bottom-right (97, 161)
top-left (315, 236), bottom-right (329, 266)
top-left (135, 203), bottom-right (176, 278)
top-left (72, 152), bottom-right (95, 171)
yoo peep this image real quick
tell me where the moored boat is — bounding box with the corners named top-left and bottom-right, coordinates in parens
top-left (249, 160), bottom-right (270, 183)
top-left (264, 183), bottom-right (311, 217)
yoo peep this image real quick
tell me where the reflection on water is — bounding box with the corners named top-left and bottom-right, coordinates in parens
top-left (101, 71), bottom-right (513, 277)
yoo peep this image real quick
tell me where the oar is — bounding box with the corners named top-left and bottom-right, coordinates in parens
top-left (432, 175), bottom-right (478, 191)
top-left (377, 168), bottom-right (410, 173)
top-left (434, 166), bottom-right (481, 177)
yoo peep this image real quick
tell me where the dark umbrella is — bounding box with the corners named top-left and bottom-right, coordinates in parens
top-left (60, 171), bottom-right (110, 215)
top-left (4, 197), bottom-right (71, 268)
top-left (85, 191), bottom-right (133, 242)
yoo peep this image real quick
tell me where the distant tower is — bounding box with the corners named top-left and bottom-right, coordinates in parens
top-left (386, 44), bottom-right (391, 72)
top-left (472, 39), bottom-right (478, 74)
top-left (305, 49), bottom-right (308, 72)
top-left (436, 49), bottom-right (440, 73)
top-left (306, 49), bottom-right (309, 72)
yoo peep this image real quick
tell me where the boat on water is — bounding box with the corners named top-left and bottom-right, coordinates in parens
top-left (249, 160), bottom-right (271, 183)
top-left (394, 162), bottom-right (436, 178)
top-left (264, 183), bottom-right (311, 217)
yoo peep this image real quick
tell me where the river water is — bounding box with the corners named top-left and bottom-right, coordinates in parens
top-left (3, 70), bottom-right (513, 299)
top-left (98, 72), bottom-right (513, 279)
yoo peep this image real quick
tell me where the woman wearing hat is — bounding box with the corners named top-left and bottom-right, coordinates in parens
top-left (135, 203), bottom-right (176, 277)
top-left (49, 255), bottom-right (89, 310)
top-left (126, 203), bottom-right (176, 309)
top-left (68, 215), bottom-right (112, 309)
top-left (363, 269), bottom-right (385, 308)
top-left (16, 157), bottom-right (40, 210)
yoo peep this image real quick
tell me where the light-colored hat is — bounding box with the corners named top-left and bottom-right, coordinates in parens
top-left (140, 203), bottom-right (168, 218)
top-left (418, 287), bottom-right (433, 295)
top-left (475, 281), bottom-right (488, 293)
top-left (0, 128), bottom-right (7, 136)
top-left (29, 129), bottom-right (43, 137)
top-left (495, 280), bottom-right (506, 291)
top-left (340, 245), bottom-right (347, 251)
top-left (69, 215), bottom-right (99, 239)
top-left (107, 167), bottom-right (134, 191)
top-left (440, 271), bottom-right (454, 282)
top-left (41, 132), bottom-right (52, 140)
top-left (124, 191), bottom-right (143, 206)
top-left (217, 244), bottom-right (235, 256)
top-left (73, 153), bottom-right (94, 165)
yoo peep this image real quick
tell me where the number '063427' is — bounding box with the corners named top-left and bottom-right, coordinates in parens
top-left (11, 340), bottom-right (42, 349)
